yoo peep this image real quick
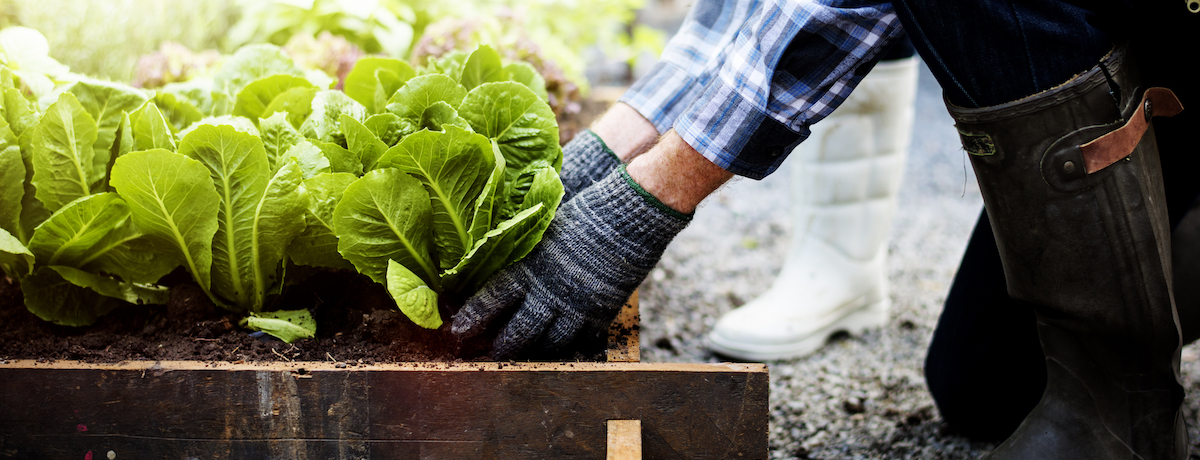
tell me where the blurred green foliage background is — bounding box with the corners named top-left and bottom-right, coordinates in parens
top-left (0, 0), bottom-right (662, 86)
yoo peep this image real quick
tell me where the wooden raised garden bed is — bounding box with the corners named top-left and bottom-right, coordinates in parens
top-left (0, 295), bottom-right (769, 459)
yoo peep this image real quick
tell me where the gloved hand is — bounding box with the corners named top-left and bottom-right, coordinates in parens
top-left (559, 129), bottom-right (622, 200)
top-left (451, 165), bottom-right (691, 359)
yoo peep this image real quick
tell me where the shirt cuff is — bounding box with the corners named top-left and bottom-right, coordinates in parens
top-left (619, 60), bottom-right (706, 135)
top-left (674, 76), bottom-right (808, 180)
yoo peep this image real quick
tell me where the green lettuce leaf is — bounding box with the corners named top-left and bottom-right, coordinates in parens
top-left (341, 114), bottom-right (388, 172)
top-left (503, 62), bottom-right (550, 102)
top-left (300, 90), bottom-right (367, 145)
top-left (110, 149), bottom-right (220, 294)
top-left (0, 68), bottom-right (39, 137)
top-left (467, 142), bottom-right (506, 243)
top-left (178, 125), bottom-right (306, 311)
top-left (0, 144), bottom-right (24, 237)
top-left (418, 101), bottom-right (471, 133)
top-left (213, 44), bottom-right (305, 99)
top-left (375, 126), bottom-right (496, 270)
top-left (423, 50), bottom-right (469, 81)
top-left (147, 91), bottom-right (204, 133)
top-left (387, 259), bottom-right (441, 329)
top-left (281, 140), bottom-right (332, 180)
top-left (18, 129), bottom-right (49, 243)
top-left (258, 112), bottom-right (304, 171)
top-left (444, 163), bottom-right (563, 294)
top-left (31, 92), bottom-right (100, 212)
top-left (28, 193), bottom-right (129, 266)
top-left (333, 168), bottom-right (438, 289)
top-left (363, 113), bottom-right (413, 147)
top-left (161, 78), bottom-right (231, 118)
top-left (310, 139), bottom-right (362, 175)
top-left (0, 227), bottom-right (33, 278)
top-left (287, 172), bottom-right (356, 270)
top-left (80, 224), bottom-right (180, 285)
top-left (239, 309), bottom-right (316, 343)
top-left (262, 87), bottom-right (317, 129)
top-left (232, 74), bottom-right (316, 123)
top-left (107, 113), bottom-right (134, 185)
top-left (24, 192), bottom-right (180, 283)
top-left (385, 74), bottom-right (467, 126)
top-left (132, 103), bottom-right (177, 151)
top-left (459, 82), bottom-right (561, 182)
top-left (23, 265), bottom-right (168, 327)
top-left (178, 115), bottom-right (260, 139)
top-left (344, 57), bottom-right (415, 113)
top-left (67, 79), bottom-right (150, 172)
top-left (459, 45), bottom-right (504, 91)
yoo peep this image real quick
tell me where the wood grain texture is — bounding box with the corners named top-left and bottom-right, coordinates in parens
top-left (607, 291), bottom-right (640, 362)
top-left (0, 362), bottom-right (768, 459)
top-left (607, 420), bottom-right (641, 460)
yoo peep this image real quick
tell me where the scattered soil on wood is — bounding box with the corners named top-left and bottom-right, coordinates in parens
top-left (0, 270), bottom-right (607, 364)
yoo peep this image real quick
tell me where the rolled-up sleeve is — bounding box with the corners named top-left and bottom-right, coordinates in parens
top-left (637, 0), bottom-right (904, 180)
top-left (620, 0), bottom-right (762, 134)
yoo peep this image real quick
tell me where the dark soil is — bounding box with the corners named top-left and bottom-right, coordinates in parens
top-left (0, 269), bottom-right (607, 364)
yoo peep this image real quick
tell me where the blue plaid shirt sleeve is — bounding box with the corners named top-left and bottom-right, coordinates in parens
top-left (620, 0), bottom-right (763, 134)
top-left (621, 0), bottom-right (904, 179)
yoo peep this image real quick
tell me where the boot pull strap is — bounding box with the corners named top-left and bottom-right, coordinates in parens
top-left (1080, 87), bottom-right (1184, 174)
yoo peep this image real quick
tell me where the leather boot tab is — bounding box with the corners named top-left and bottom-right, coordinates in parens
top-left (1081, 87), bottom-right (1184, 174)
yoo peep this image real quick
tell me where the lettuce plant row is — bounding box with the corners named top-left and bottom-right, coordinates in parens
top-left (0, 44), bottom-right (563, 342)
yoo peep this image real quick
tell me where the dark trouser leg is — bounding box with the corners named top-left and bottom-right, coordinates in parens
top-left (924, 210), bottom-right (1045, 442)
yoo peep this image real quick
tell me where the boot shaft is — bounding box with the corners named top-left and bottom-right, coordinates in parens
top-left (789, 57), bottom-right (918, 261)
top-left (948, 46), bottom-right (1186, 459)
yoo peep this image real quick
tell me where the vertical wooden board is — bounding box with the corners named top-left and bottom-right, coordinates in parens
top-left (607, 420), bottom-right (642, 460)
top-left (607, 291), bottom-right (640, 362)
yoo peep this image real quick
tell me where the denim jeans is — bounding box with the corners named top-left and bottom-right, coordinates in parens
top-left (903, 0), bottom-right (1200, 441)
top-left (893, 0), bottom-right (1114, 108)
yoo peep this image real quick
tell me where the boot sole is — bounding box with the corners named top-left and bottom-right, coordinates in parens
top-left (706, 300), bottom-right (890, 361)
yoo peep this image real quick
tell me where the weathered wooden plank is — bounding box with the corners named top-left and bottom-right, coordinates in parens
top-left (0, 362), bottom-right (768, 459)
top-left (607, 292), bottom-right (640, 362)
top-left (607, 420), bottom-right (641, 460)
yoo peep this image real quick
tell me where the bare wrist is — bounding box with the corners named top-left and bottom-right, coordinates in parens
top-left (590, 103), bottom-right (659, 162)
top-left (625, 131), bottom-right (732, 214)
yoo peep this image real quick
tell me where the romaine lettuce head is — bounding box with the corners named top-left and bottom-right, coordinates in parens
top-left (331, 46), bottom-right (564, 328)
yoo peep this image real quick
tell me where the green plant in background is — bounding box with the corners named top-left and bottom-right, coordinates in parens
top-left (0, 43), bottom-right (562, 341)
top-left (0, 26), bottom-right (69, 99)
top-left (227, 0), bottom-right (417, 59)
top-left (0, 0), bottom-right (242, 82)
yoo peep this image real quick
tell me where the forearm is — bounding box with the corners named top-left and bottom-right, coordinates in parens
top-left (626, 130), bottom-right (732, 214)
top-left (590, 102), bottom-right (659, 162)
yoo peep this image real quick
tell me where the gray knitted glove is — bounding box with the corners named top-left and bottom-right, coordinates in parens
top-left (559, 129), bottom-right (622, 200)
top-left (451, 165), bottom-right (691, 359)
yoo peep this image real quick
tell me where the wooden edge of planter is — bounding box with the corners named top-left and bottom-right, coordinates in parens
top-left (0, 361), bottom-right (768, 459)
top-left (0, 359), bottom-right (765, 373)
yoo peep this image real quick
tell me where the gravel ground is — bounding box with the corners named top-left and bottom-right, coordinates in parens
top-left (633, 60), bottom-right (1200, 459)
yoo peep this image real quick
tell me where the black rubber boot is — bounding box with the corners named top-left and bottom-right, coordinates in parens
top-left (948, 46), bottom-right (1187, 459)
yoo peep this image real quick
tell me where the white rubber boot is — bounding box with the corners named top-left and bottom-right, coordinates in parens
top-left (708, 57), bottom-right (919, 361)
